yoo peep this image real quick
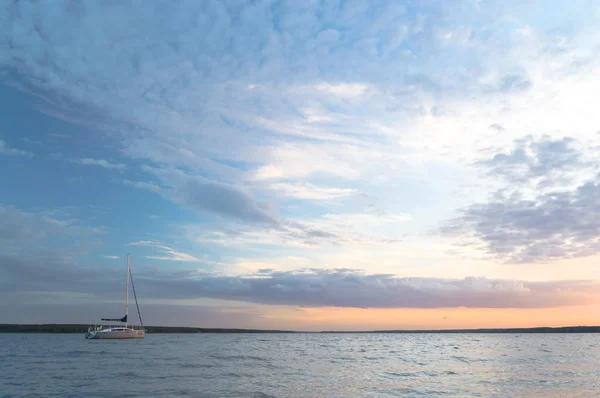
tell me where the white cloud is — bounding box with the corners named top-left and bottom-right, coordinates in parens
top-left (0, 140), bottom-right (33, 157)
top-left (315, 83), bottom-right (369, 97)
top-left (129, 240), bottom-right (199, 262)
top-left (253, 165), bottom-right (284, 180)
top-left (251, 142), bottom-right (389, 181)
top-left (123, 179), bottom-right (162, 194)
top-left (147, 253), bottom-right (198, 262)
top-left (300, 104), bottom-right (337, 123)
top-left (267, 182), bottom-right (358, 200)
top-left (104, 255), bottom-right (119, 259)
top-left (76, 158), bottom-right (126, 170)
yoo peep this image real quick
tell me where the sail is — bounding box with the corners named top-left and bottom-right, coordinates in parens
top-left (101, 315), bottom-right (127, 323)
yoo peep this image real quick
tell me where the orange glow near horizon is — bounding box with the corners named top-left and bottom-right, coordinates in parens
top-left (252, 304), bottom-right (600, 331)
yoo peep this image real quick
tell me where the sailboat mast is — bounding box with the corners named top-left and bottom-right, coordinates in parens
top-left (126, 253), bottom-right (130, 328)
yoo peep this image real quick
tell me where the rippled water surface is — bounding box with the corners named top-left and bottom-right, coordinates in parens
top-left (2, 333), bottom-right (600, 397)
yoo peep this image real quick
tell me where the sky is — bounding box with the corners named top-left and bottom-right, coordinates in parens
top-left (2, 0), bottom-right (600, 331)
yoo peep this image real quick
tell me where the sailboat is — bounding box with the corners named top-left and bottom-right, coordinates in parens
top-left (85, 254), bottom-right (145, 339)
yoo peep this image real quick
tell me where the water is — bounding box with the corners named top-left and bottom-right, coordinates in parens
top-left (2, 333), bottom-right (599, 397)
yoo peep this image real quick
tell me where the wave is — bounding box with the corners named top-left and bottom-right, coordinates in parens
top-left (209, 354), bottom-right (268, 362)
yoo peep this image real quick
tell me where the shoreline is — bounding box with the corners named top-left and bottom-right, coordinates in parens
top-left (1, 324), bottom-right (599, 334)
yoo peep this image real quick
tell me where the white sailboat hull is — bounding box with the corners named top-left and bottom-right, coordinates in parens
top-left (86, 328), bottom-right (145, 340)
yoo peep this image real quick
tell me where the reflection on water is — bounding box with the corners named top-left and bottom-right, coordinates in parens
top-left (2, 333), bottom-right (599, 397)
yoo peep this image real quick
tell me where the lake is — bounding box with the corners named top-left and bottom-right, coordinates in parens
top-left (2, 333), bottom-right (599, 397)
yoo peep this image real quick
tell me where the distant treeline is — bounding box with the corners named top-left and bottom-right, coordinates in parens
top-left (1, 324), bottom-right (599, 334)
top-left (0, 324), bottom-right (294, 334)
top-left (321, 326), bottom-right (600, 333)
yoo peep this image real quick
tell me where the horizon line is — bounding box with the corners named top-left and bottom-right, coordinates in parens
top-left (2, 323), bottom-right (600, 334)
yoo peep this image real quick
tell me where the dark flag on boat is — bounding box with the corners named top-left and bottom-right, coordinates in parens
top-left (101, 315), bottom-right (127, 323)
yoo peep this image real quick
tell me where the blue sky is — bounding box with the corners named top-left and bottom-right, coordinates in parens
top-left (2, 0), bottom-right (600, 330)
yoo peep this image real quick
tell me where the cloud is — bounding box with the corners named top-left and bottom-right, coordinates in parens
top-left (299, 104), bottom-right (337, 123)
top-left (487, 73), bottom-right (532, 94)
top-left (315, 82), bottom-right (369, 97)
top-left (250, 142), bottom-right (389, 181)
top-left (145, 270), bottom-right (598, 309)
top-left (445, 136), bottom-right (600, 263)
top-left (0, 206), bottom-right (49, 241)
top-left (140, 166), bottom-right (277, 224)
top-left (1, 255), bottom-right (597, 309)
top-left (3, 0), bottom-right (600, 282)
top-left (104, 256), bottom-right (119, 259)
top-left (23, 137), bottom-right (42, 145)
top-left (475, 136), bottom-right (588, 186)
top-left (2, 1), bottom-right (599, 198)
top-left (49, 133), bottom-right (69, 139)
top-left (253, 165), bottom-right (284, 180)
top-left (0, 140), bottom-right (33, 157)
top-left (75, 158), bottom-right (126, 170)
top-left (489, 124), bottom-right (505, 132)
top-left (0, 0), bottom-right (496, 180)
top-left (0, 204), bottom-right (100, 242)
top-left (444, 178), bottom-right (600, 263)
top-left (193, 223), bottom-right (340, 249)
top-left (129, 240), bottom-right (199, 262)
top-left (266, 182), bottom-right (359, 200)
top-left (122, 179), bottom-right (162, 194)
top-left (191, 213), bottom-right (409, 249)
top-left (175, 176), bottom-right (276, 224)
